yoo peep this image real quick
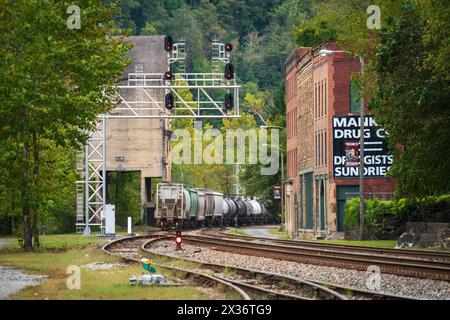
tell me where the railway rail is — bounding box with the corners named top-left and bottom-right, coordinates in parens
top-left (143, 236), bottom-right (417, 300)
top-left (182, 232), bottom-right (450, 281)
top-left (142, 237), bottom-right (349, 300)
top-left (102, 233), bottom-right (348, 300)
top-left (202, 228), bottom-right (450, 263)
top-left (102, 234), bottom-right (250, 300)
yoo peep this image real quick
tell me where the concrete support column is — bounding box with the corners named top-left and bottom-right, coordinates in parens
top-left (140, 173), bottom-right (146, 224)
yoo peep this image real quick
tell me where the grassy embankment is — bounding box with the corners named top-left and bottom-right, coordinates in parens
top-left (227, 229), bottom-right (251, 237)
top-left (0, 234), bottom-right (231, 300)
top-left (314, 239), bottom-right (397, 248)
top-left (267, 228), bottom-right (288, 239)
top-left (228, 227), bottom-right (445, 251)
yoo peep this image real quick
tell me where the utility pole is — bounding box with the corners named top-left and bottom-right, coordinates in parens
top-left (261, 131), bottom-right (285, 227)
top-left (359, 57), bottom-right (365, 241)
top-left (280, 150), bottom-right (284, 226)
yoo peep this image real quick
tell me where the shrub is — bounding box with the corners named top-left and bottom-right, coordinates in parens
top-left (344, 194), bottom-right (450, 237)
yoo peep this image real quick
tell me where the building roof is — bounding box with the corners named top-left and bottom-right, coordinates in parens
top-left (284, 48), bottom-right (310, 74)
top-left (284, 40), bottom-right (340, 74)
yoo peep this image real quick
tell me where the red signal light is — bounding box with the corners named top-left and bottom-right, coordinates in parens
top-left (225, 43), bottom-right (233, 52)
top-left (225, 93), bottom-right (233, 110)
top-left (224, 63), bottom-right (234, 80)
top-left (165, 93), bottom-right (174, 110)
top-left (175, 230), bottom-right (182, 250)
top-left (164, 35), bottom-right (173, 52)
top-left (164, 71), bottom-right (174, 80)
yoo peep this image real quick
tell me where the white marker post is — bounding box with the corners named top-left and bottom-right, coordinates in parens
top-left (127, 217), bottom-right (132, 235)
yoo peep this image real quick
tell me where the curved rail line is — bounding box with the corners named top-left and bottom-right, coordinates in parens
top-left (102, 234), bottom-right (251, 300)
top-left (101, 233), bottom-right (418, 299)
top-left (142, 237), bottom-right (349, 300)
top-left (103, 234), bottom-right (350, 300)
top-left (182, 234), bottom-right (450, 281)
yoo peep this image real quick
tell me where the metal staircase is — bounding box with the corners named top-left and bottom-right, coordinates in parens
top-left (75, 151), bottom-right (85, 233)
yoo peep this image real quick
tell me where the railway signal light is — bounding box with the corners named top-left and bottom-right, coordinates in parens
top-left (164, 35), bottom-right (173, 52)
top-left (225, 93), bottom-right (233, 110)
top-left (164, 71), bottom-right (174, 81)
top-left (175, 230), bottom-right (182, 250)
top-left (225, 43), bottom-right (233, 52)
top-left (224, 63), bottom-right (234, 80)
top-left (165, 92), bottom-right (174, 110)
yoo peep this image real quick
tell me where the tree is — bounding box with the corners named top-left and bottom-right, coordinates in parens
top-left (293, 0), bottom-right (450, 198)
top-left (0, 0), bottom-right (130, 249)
top-left (370, 1), bottom-right (450, 198)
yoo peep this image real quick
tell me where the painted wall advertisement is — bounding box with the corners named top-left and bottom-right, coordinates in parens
top-left (333, 116), bottom-right (393, 178)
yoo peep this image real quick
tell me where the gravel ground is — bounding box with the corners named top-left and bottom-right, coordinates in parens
top-left (146, 240), bottom-right (450, 300)
top-left (81, 262), bottom-right (126, 271)
top-left (0, 266), bottom-right (47, 300)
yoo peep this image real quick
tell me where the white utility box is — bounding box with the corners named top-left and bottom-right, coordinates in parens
top-left (105, 204), bottom-right (116, 235)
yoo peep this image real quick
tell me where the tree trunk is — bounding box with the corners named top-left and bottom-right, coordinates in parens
top-left (32, 132), bottom-right (40, 248)
top-left (23, 206), bottom-right (32, 250)
top-left (32, 208), bottom-right (39, 248)
top-left (22, 140), bottom-right (32, 250)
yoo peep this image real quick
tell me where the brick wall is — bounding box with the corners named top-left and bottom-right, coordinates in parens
top-left (284, 42), bottom-right (396, 238)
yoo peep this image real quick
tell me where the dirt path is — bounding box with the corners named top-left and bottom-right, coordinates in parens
top-left (242, 227), bottom-right (284, 239)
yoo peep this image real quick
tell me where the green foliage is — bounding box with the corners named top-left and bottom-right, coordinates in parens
top-left (370, 1), bottom-right (450, 197)
top-left (105, 1), bottom-right (306, 220)
top-left (295, 16), bottom-right (337, 47)
top-left (107, 172), bottom-right (142, 227)
top-left (344, 195), bottom-right (450, 234)
top-left (296, 0), bottom-right (450, 199)
top-left (0, 1), bottom-right (130, 245)
top-left (344, 197), bottom-right (395, 234)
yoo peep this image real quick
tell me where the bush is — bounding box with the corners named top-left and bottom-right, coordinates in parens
top-left (395, 195), bottom-right (450, 222)
top-left (344, 194), bottom-right (450, 237)
top-left (345, 197), bottom-right (396, 234)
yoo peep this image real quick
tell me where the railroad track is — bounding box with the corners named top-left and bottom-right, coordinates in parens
top-left (142, 237), bottom-right (348, 300)
top-left (182, 233), bottom-right (450, 281)
top-left (143, 236), bottom-right (417, 300)
top-left (102, 234), bottom-right (250, 300)
top-left (102, 234), bottom-right (350, 300)
top-left (202, 228), bottom-right (450, 263)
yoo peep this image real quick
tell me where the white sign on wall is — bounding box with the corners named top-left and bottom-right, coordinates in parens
top-left (333, 116), bottom-right (393, 178)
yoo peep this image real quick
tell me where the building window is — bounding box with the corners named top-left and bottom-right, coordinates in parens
top-left (315, 134), bottom-right (318, 167)
top-left (320, 82), bottom-right (323, 117)
top-left (316, 133), bottom-right (319, 167)
top-left (314, 85), bottom-right (317, 118)
top-left (324, 131), bottom-right (327, 165)
top-left (324, 82), bottom-right (327, 116)
top-left (321, 132), bottom-right (324, 166)
top-left (318, 133), bottom-right (320, 166)
top-left (350, 79), bottom-right (360, 113)
top-left (318, 83), bottom-right (321, 117)
top-left (320, 132), bottom-right (323, 166)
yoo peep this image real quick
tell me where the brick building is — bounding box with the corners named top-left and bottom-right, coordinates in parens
top-left (284, 42), bottom-right (396, 239)
top-left (284, 48), bottom-right (309, 236)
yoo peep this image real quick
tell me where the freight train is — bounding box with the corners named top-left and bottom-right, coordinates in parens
top-left (155, 183), bottom-right (273, 229)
